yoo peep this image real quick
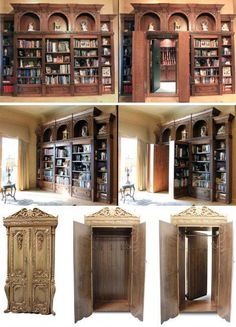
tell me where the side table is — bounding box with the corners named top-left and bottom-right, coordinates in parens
top-left (120, 183), bottom-right (135, 203)
top-left (1, 184), bottom-right (16, 204)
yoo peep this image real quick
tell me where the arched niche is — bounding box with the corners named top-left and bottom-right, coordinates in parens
top-left (176, 125), bottom-right (188, 141)
top-left (193, 120), bottom-right (208, 138)
top-left (75, 13), bottom-right (96, 32)
top-left (168, 13), bottom-right (189, 32)
top-left (196, 13), bottom-right (216, 32)
top-left (48, 13), bottom-right (69, 32)
top-left (162, 128), bottom-right (171, 143)
top-left (74, 120), bottom-right (89, 138)
top-left (140, 12), bottom-right (160, 31)
top-left (20, 12), bottom-right (40, 32)
top-left (43, 128), bottom-right (53, 142)
top-left (57, 124), bottom-right (68, 141)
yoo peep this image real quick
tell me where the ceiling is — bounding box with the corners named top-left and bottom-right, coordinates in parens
top-left (118, 105), bottom-right (236, 123)
top-left (0, 105), bottom-right (116, 122)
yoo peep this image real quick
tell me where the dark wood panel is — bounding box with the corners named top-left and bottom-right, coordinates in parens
top-left (211, 229), bottom-right (219, 303)
top-left (147, 144), bottom-right (169, 193)
top-left (178, 231), bottom-right (185, 310)
top-left (131, 222), bottom-right (146, 321)
top-left (218, 222), bottom-right (233, 322)
top-left (132, 31), bottom-right (147, 102)
top-left (93, 233), bottom-right (130, 305)
top-left (178, 32), bottom-right (190, 102)
top-left (187, 232), bottom-right (207, 300)
top-left (73, 221), bottom-right (92, 322)
top-left (159, 221), bottom-right (178, 324)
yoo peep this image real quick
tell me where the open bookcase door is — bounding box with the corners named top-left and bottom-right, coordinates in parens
top-left (159, 221), bottom-right (178, 324)
top-left (187, 232), bottom-right (207, 300)
top-left (132, 31), bottom-right (147, 102)
top-left (73, 222), bottom-right (92, 322)
top-left (218, 222), bottom-right (233, 322)
top-left (131, 222), bottom-right (146, 321)
top-left (151, 39), bottom-right (161, 92)
top-left (178, 31), bottom-right (190, 102)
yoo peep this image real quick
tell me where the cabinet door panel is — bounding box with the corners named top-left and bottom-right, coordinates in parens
top-left (131, 222), bottom-right (146, 321)
top-left (178, 32), bottom-right (190, 102)
top-left (32, 227), bottom-right (51, 279)
top-left (159, 221), bottom-right (178, 324)
top-left (187, 232), bottom-right (207, 300)
top-left (9, 228), bottom-right (29, 312)
top-left (218, 222), bottom-right (233, 322)
top-left (32, 282), bottom-right (50, 314)
top-left (74, 221), bottom-right (92, 322)
top-left (151, 39), bottom-right (160, 92)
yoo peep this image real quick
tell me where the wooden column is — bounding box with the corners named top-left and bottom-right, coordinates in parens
top-left (178, 32), bottom-right (190, 102)
top-left (132, 31), bottom-right (147, 102)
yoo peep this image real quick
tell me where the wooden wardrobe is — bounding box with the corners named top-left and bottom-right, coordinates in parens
top-left (3, 208), bottom-right (58, 315)
top-left (74, 207), bottom-right (146, 322)
top-left (160, 206), bottom-right (232, 323)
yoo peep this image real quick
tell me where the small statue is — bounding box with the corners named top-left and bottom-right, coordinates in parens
top-left (174, 20), bottom-right (181, 31)
top-left (200, 125), bottom-right (207, 137)
top-left (217, 125), bottom-right (226, 135)
top-left (181, 129), bottom-right (187, 140)
top-left (201, 20), bottom-right (208, 31)
top-left (28, 22), bottom-right (34, 31)
top-left (81, 21), bottom-right (88, 32)
top-left (101, 23), bottom-right (109, 32)
top-left (62, 129), bottom-right (69, 140)
top-left (54, 20), bottom-right (61, 31)
top-left (148, 22), bottom-right (155, 31)
top-left (98, 125), bottom-right (107, 135)
top-left (81, 125), bottom-right (88, 137)
top-left (222, 23), bottom-right (229, 31)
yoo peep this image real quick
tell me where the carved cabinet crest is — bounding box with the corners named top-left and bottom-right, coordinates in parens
top-left (3, 208), bottom-right (58, 315)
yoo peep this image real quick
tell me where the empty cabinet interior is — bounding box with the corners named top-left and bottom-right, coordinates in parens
top-left (74, 207), bottom-right (146, 322)
top-left (160, 206), bottom-right (232, 324)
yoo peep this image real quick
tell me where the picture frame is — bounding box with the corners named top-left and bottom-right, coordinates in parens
top-left (46, 54), bottom-right (53, 63)
top-left (102, 67), bottom-right (111, 77)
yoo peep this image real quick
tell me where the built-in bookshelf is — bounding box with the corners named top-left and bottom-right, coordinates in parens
top-left (72, 143), bottom-right (92, 200)
top-left (1, 4), bottom-right (116, 97)
top-left (193, 37), bottom-right (219, 86)
top-left (191, 144), bottom-right (211, 196)
top-left (221, 35), bottom-right (233, 93)
top-left (121, 16), bottom-right (134, 95)
top-left (174, 143), bottom-right (189, 197)
top-left (17, 39), bottom-right (42, 86)
top-left (37, 108), bottom-right (115, 203)
top-left (1, 15), bottom-right (14, 95)
top-left (45, 39), bottom-right (71, 86)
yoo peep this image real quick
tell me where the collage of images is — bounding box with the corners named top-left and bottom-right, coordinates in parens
top-left (0, 1), bottom-right (236, 327)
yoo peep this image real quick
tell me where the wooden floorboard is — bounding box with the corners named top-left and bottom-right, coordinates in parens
top-left (94, 300), bottom-right (130, 312)
top-left (181, 299), bottom-right (216, 313)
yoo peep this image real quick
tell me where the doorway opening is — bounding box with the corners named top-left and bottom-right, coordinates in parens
top-left (1, 137), bottom-right (18, 186)
top-left (93, 227), bottom-right (132, 312)
top-left (150, 37), bottom-right (177, 95)
top-left (179, 227), bottom-right (218, 313)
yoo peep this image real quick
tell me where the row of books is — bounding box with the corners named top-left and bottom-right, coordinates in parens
top-left (194, 58), bottom-right (219, 67)
top-left (18, 40), bottom-right (41, 48)
top-left (73, 179), bottom-right (91, 189)
top-left (46, 75), bottom-right (70, 85)
top-left (194, 39), bottom-right (218, 48)
top-left (46, 64), bottom-right (71, 74)
top-left (75, 49), bottom-right (98, 57)
top-left (74, 39), bottom-right (98, 48)
top-left (17, 78), bottom-right (41, 84)
top-left (174, 177), bottom-right (188, 188)
top-left (19, 59), bottom-right (41, 68)
top-left (44, 169), bottom-right (53, 177)
top-left (18, 49), bottom-right (42, 58)
top-left (44, 148), bottom-right (54, 155)
top-left (56, 148), bottom-right (70, 158)
top-left (56, 176), bottom-right (70, 185)
top-left (223, 77), bottom-right (232, 84)
top-left (74, 75), bottom-right (98, 84)
top-left (192, 180), bottom-right (210, 188)
top-left (194, 68), bottom-right (219, 77)
top-left (46, 40), bottom-right (70, 53)
top-left (175, 145), bottom-right (188, 158)
top-left (102, 77), bottom-right (112, 85)
top-left (194, 76), bottom-right (219, 84)
top-left (73, 154), bottom-right (91, 161)
top-left (73, 145), bottom-right (91, 153)
top-left (3, 67), bottom-right (13, 75)
top-left (17, 69), bottom-right (41, 77)
top-left (193, 154), bottom-right (210, 161)
top-left (194, 49), bottom-right (218, 57)
top-left (75, 58), bottom-right (99, 68)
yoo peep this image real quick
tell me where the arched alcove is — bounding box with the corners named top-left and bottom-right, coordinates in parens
top-left (140, 12), bottom-right (160, 31)
top-left (168, 13), bottom-right (189, 31)
top-left (48, 13), bottom-right (69, 32)
top-left (20, 12), bottom-right (40, 31)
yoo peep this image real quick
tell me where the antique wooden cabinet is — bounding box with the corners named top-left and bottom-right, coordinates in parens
top-left (3, 208), bottom-right (58, 314)
top-left (160, 206), bottom-right (232, 323)
top-left (74, 207), bottom-right (146, 322)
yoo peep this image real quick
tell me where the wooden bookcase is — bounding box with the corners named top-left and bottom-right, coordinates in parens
top-left (120, 15), bottom-right (134, 95)
top-left (0, 14), bottom-right (14, 95)
top-left (120, 3), bottom-right (236, 102)
top-left (158, 108), bottom-right (234, 203)
top-left (0, 4), bottom-right (116, 97)
top-left (37, 108), bottom-right (115, 204)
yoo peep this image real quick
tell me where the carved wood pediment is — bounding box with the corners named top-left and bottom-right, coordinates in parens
top-left (171, 205), bottom-right (227, 227)
top-left (85, 207), bottom-right (140, 227)
top-left (3, 208), bottom-right (58, 227)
